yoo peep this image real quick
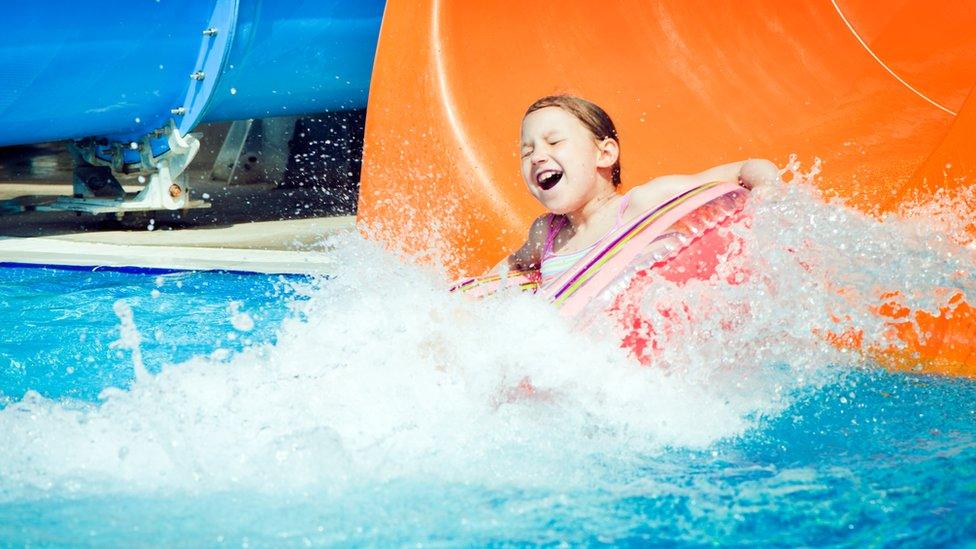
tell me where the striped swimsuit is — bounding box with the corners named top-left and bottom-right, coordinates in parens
top-left (539, 193), bottom-right (632, 286)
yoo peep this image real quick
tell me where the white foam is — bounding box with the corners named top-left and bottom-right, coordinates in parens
top-left (0, 179), bottom-right (972, 500)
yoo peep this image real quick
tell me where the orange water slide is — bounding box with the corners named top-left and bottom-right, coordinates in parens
top-left (358, 1), bottom-right (976, 375)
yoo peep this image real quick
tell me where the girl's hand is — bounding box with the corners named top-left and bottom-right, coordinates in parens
top-left (738, 159), bottom-right (780, 190)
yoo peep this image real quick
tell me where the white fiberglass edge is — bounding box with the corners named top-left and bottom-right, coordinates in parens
top-left (0, 238), bottom-right (334, 275)
top-left (831, 0), bottom-right (957, 117)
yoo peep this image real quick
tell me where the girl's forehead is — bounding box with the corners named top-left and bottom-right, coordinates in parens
top-left (521, 107), bottom-right (583, 136)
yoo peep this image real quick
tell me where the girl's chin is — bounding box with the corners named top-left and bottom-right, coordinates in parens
top-left (532, 186), bottom-right (584, 214)
top-left (539, 198), bottom-right (580, 215)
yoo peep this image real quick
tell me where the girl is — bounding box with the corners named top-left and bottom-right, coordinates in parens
top-left (496, 95), bottom-right (778, 282)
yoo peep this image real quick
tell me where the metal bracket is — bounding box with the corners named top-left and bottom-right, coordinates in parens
top-left (210, 119), bottom-right (253, 183)
top-left (72, 165), bottom-right (125, 199)
top-left (33, 126), bottom-right (208, 215)
top-left (210, 117), bottom-right (297, 186)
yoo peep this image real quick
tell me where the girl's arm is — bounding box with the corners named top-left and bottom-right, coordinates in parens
top-left (487, 215), bottom-right (549, 275)
top-left (683, 158), bottom-right (779, 189)
top-left (630, 159), bottom-right (779, 211)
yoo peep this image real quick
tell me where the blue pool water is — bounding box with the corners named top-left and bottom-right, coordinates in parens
top-left (1, 187), bottom-right (975, 546)
top-left (0, 266), bottom-right (301, 402)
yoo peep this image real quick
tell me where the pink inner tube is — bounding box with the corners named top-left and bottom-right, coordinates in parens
top-left (453, 182), bottom-right (751, 362)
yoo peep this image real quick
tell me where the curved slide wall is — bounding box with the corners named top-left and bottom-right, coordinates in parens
top-left (359, 0), bottom-right (976, 272)
top-left (358, 1), bottom-right (976, 375)
top-left (0, 0), bottom-right (384, 147)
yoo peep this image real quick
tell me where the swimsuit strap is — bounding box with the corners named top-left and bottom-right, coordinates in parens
top-left (543, 192), bottom-right (632, 261)
top-left (542, 214), bottom-right (568, 260)
top-left (615, 191), bottom-right (632, 226)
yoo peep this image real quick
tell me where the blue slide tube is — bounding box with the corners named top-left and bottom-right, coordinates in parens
top-left (0, 0), bottom-right (384, 148)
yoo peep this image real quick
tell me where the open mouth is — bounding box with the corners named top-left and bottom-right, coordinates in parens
top-left (536, 170), bottom-right (564, 190)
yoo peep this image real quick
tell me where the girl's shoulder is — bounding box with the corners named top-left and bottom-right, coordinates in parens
top-left (527, 213), bottom-right (555, 244)
top-left (505, 214), bottom-right (554, 272)
top-left (626, 175), bottom-right (695, 212)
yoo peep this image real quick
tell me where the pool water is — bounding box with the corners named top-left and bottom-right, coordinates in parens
top-left (1, 186), bottom-right (975, 546)
top-left (0, 266), bottom-right (301, 402)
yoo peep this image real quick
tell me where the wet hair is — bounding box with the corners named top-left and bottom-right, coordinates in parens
top-left (525, 94), bottom-right (622, 186)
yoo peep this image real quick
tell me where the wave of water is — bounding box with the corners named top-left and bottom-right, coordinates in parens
top-left (0, 179), bottom-right (974, 544)
top-left (0, 240), bottom-right (785, 496)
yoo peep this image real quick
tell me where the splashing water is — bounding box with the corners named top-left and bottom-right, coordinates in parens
top-left (0, 177), bottom-right (975, 545)
top-left (900, 183), bottom-right (976, 249)
top-left (110, 300), bottom-right (149, 382)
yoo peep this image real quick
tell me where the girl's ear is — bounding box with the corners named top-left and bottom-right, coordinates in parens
top-left (595, 138), bottom-right (619, 169)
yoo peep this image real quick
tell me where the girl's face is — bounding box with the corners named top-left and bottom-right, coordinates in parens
top-left (520, 106), bottom-right (617, 214)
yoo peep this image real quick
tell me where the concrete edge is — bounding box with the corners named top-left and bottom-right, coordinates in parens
top-left (0, 238), bottom-right (335, 275)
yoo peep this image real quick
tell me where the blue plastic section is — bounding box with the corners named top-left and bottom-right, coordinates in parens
top-left (202, 1), bottom-right (383, 122)
top-left (0, 0), bottom-right (383, 148)
top-left (175, 0), bottom-right (240, 136)
top-left (0, 2), bottom-right (215, 147)
top-left (93, 136), bottom-right (172, 167)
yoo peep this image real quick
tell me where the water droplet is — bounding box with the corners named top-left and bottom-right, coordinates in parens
top-left (230, 87), bottom-right (237, 95)
top-left (229, 301), bottom-right (255, 332)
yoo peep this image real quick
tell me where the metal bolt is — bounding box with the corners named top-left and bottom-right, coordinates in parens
top-left (189, 71), bottom-right (206, 81)
top-left (170, 107), bottom-right (186, 116)
top-left (202, 27), bottom-right (218, 37)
